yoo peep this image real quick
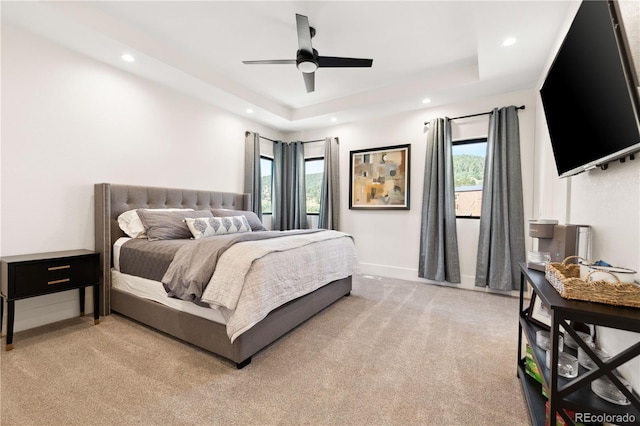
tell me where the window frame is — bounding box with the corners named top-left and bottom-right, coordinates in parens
top-left (304, 156), bottom-right (324, 215)
top-left (452, 137), bottom-right (487, 219)
top-left (260, 155), bottom-right (273, 215)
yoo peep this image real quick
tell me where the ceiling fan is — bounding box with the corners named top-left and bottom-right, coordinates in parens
top-left (242, 14), bottom-right (373, 93)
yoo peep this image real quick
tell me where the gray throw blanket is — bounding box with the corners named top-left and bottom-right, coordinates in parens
top-left (162, 229), bottom-right (320, 302)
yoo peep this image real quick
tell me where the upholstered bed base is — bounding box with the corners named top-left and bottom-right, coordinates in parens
top-left (94, 183), bottom-right (352, 368)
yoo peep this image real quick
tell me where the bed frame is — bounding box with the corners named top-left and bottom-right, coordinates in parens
top-left (94, 183), bottom-right (351, 368)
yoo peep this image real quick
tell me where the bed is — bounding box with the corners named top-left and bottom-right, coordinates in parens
top-left (94, 183), bottom-right (355, 368)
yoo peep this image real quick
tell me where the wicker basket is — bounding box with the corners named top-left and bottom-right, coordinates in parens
top-left (545, 256), bottom-right (640, 308)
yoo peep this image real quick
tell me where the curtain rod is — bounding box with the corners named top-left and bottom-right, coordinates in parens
top-left (244, 131), bottom-right (332, 144)
top-left (423, 105), bottom-right (525, 126)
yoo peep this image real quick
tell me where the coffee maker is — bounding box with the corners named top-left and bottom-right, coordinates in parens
top-left (528, 220), bottom-right (590, 270)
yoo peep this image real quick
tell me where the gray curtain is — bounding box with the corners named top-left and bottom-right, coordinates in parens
top-left (273, 141), bottom-right (308, 230)
top-left (475, 106), bottom-right (525, 290)
top-left (318, 137), bottom-right (340, 230)
top-left (419, 118), bottom-right (461, 283)
top-left (244, 131), bottom-right (262, 217)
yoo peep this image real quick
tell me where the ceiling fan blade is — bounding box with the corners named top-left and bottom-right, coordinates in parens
top-left (242, 60), bottom-right (296, 65)
top-left (317, 56), bottom-right (373, 68)
top-left (296, 14), bottom-right (313, 52)
top-left (303, 72), bottom-right (315, 93)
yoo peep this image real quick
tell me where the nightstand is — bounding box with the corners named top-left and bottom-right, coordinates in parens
top-left (0, 249), bottom-right (100, 350)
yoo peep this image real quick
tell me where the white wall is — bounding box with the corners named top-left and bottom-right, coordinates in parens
top-left (291, 89), bottom-right (537, 296)
top-left (1, 25), bottom-right (283, 332)
top-left (566, 150), bottom-right (640, 392)
top-left (531, 1), bottom-right (640, 392)
top-left (534, 96), bottom-right (640, 401)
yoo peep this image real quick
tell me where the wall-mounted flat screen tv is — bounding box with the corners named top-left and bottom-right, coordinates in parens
top-left (540, 0), bottom-right (640, 178)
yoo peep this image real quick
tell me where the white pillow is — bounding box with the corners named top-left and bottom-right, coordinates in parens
top-left (185, 216), bottom-right (252, 239)
top-left (117, 208), bottom-right (194, 238)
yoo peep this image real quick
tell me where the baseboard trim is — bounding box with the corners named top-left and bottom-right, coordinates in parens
top-left (358, 262), bottom-right (520, 298)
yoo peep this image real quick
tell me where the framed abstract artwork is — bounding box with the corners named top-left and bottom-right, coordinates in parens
top-left (349, 144), bottom-right (410, 210)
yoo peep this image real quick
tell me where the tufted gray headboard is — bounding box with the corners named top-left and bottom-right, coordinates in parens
top-left (94, 183), bottom-right (249, 315)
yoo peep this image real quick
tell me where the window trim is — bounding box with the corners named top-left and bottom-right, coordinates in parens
top-left (452, 137), bottom-right (487, 219)
top-left (452, 137), bottom-right (487, 146)
top-left (260, 155), bottom-right (274, 215)
top-left (304, 156), bottom-right (324, 215)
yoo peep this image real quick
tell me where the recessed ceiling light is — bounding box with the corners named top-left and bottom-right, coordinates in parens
top-left (121, 53), bottom-right (135, 63)
top-left (502, 37), bottom-right (517, 47)
top-left (330, 117), bottom-right (337, 122)
top-left (422, 98), bottom-right (431, 104)
top-left (246, 108), bottom-right (254, 114)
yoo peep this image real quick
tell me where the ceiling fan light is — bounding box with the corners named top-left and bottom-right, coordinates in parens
top-left (297, 60), bottom-right (318, 74)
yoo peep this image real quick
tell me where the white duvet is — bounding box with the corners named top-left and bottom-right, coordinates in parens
top-left (201, 230), bottom-right (358, 342)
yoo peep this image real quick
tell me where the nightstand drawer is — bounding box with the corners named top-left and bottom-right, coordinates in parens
top-left (11, 255), bottom-right (98, 299)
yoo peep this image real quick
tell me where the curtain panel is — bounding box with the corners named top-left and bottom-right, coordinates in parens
top-left (319, 137), bottom-right (340, 230)
top-left (273, 141), bottom-right (308, 230)
top-left (244, 131), bottom-right (262, 217)
top-left (418, 118), bottom-right (461, 283)
top-left (475, 106), bottom-right (525, 290)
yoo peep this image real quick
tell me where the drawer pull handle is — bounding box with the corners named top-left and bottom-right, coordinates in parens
top-left (48, 265), bottom-right (71, 271)
top-left (48, 278), bottom-right (70, 285)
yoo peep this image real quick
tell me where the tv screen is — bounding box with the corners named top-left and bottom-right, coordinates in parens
top-left (540, 0), bottom-right (640, 178)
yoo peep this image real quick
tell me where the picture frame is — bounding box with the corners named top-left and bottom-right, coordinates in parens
top-left (527, 292), bottom-right (551, 330)
top-left (349, 144), bottom-right (410, 210)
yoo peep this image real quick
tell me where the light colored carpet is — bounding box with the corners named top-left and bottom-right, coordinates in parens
top-left (1, 275), bottom-right (528, 425)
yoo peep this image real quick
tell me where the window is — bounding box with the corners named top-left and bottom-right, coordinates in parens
top-left (260, 156), bottom-right (273, 214)
top-left (305, 158), bottom-right (324, 214)
top-left (261, 156), bottom-right (324, 215)
top-left (452, 138), bottom-right (487, 218)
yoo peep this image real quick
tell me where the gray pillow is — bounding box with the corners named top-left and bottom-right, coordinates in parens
top-left (137, 209), bottom-right (214, 241)
top-left (211, 208), bottom-right (267, 231)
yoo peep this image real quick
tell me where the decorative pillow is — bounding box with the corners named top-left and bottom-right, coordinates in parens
top-left (185, 216), bottom-right (252, 239)
top-left (137, 209), bottom-right (213, 241)
top-left (211, 208), bottom-right (267, 231)
top-left (117, 208), bottom-right (194, 238)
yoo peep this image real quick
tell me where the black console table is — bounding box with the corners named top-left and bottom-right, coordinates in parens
top-left (518, 263), bottom-right (640, 425)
